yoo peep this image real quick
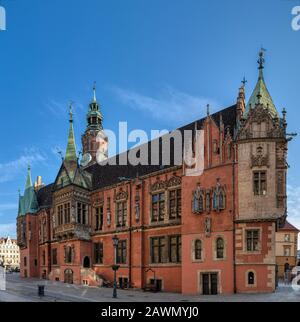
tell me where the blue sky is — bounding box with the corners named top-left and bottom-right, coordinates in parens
top-left (0, 0), bottom-right (300, 237)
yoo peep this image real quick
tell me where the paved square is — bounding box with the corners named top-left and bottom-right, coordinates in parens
top-left (0, 273), bottom-right (299, 302)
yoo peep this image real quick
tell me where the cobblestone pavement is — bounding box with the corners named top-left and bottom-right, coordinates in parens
top-left (0, 273), bottom-right (299, 302)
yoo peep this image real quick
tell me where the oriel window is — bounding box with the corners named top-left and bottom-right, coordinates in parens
top-left (253, 171), bottom-right (267, 196)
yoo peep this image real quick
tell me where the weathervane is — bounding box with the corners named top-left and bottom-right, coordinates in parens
top-left (242, 76), bottom-right (247, 87)
top-left (258, 47), bottom-right (266, 70)
top-left (93, 81), bottom-right (97, 102)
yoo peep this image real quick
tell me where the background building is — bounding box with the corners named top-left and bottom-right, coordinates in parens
top-left (0, 236), bottom-right (20, 269)
top-left (275, 221), bottom-right (299, 279)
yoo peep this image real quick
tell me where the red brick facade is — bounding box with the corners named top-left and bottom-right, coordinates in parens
top-left (17, 57), bottom-right (290, 295)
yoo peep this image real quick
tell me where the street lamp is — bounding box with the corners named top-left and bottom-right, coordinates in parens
top-left (112, 235), bottom-right (120, 299)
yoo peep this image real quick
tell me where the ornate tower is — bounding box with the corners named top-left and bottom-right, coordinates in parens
top-left (235, 50), bottom-right (290, 293)
top-left (81, 84), bottom-right (108, 167)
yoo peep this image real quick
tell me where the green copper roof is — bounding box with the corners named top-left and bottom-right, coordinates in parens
top-left (245, 51), bottom-right (279, 118)
top-left (65, 106), bottom-right (78, 163)
top-left (18, 166), bottom-right (38, 216)
top-left (86, 84), bottom-right (103, 131)
top-left (25, 166), bottom-right (32, 189)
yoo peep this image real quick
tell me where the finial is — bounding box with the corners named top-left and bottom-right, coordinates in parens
top-left (18, 189), bottom-right (21, 196)
top-left (69, 101), bottom-right (74, 122)
top-left (207, 104), bottom-right (210, 116)
top-left (28, 165), bottom-right (31, 171)
top-left (282, 108), bottom-right (287, 121)
top-left (93, 81), bottom-right (97, 102)
top-left (258, 47), bottom-right (266, 70)
top-left (241, 76), bottom-right (247, 87)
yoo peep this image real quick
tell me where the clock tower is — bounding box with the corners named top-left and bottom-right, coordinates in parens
top-left (81, 84), bottom-right (108, 167)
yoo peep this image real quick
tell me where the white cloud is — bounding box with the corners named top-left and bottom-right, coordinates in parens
top-left (0, 150), bottom-right (46, 183)
top-left (112, 86), bottom-right (220, 125)
top-left (0, 223), bottom-right (16, 238)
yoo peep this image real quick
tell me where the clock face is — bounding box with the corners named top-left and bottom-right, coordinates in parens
top-left (80, 153), bottom-right (92, 167)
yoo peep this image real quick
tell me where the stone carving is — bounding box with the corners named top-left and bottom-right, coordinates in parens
top-left (151, 180), bottom-right (167, 192)
top-left (168, 176), bottom-right (182, 188)
top-left (276, 143), bottom-right (287, 168)
top-left (251, 145), bottom-right (269, 168)
top-left (205, 217), bottom-right (212, 237)
top-left (115, 191), bottom-right (128, 201)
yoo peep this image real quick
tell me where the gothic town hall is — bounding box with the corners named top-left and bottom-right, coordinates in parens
top-left (16, 52), bottom-right (291, 295)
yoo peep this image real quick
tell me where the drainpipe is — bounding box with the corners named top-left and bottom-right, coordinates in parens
top-left (232, 144), bottom-right (237, 294)
top-left (47, 210), bottom-right (52, 277)
top-left (129, 182), bottom-right (132, 287)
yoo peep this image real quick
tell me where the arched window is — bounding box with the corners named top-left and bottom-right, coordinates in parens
top-left (83, 256), bottom-right (90, 268)
top-left (212, 191), bottom-right (218, 210)
top-left (194, 240), bottom-right (202, 260)
top-left (216, 238), bottom-right (224, 259)
top-left (219, 190), bottom-right (226, 210)
top-left (248, 271), bottom-right (255, 285)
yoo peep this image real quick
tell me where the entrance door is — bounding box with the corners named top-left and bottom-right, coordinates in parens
top-left (210, 273), bottom-right (218, 295)
top-left (64, 269), bottom-right (73, 284)
top-left (202, 273), bottom-right (218, 295)
top-left (202, 274), bottom-right (210, 295)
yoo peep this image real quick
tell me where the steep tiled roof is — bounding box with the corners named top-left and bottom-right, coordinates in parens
top-left (279, 220), bottom-right (300, 232)
top-left (35, 104), bottom-right (237, 201)
top-left (37, 184), bottom-right (54, 208)
top-left (86, 104), bottom-right (237, 190)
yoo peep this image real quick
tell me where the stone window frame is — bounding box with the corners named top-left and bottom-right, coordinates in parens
top-left (197, 269), bottom-right (222, 295)
top-left (168, 235), bottom-right (181, 263)
top-left (213, 235), bottom-right (227, 261)
top-left (191, 237), bottom-right (205, 263)
top-left (150, 189), bottom-right (166, 224)
top-left (115, 191), bottom-right (128, 228)
top-left (116, 239), bottom-right (127, 265)
top-left (149, 235), bottom-right (167, 265)
top-left (52, 248), bottom-right (58, 266)
top-left (243, 227), bottom-right (262, 254)
top-left (245, 269), bottom-right (257, 288)
top-left (253, 170), bottom-right (267, 196)
top-left (168, 187), bottom-right (182, 221)
top-left (192, 187), bottom-right (205, 214)
top-left (212, 185), bottom-right (226, 212)
top-left (93, 242), bottom-right (104, 265)
top-left (283, 245), bottom-right (292, 257)
top-left (94, 203), bottom-right (104, 232)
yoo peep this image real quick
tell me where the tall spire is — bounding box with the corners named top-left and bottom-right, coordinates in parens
top-left (93, 81), bottom-right (97, 102)
top-left (25, 165), bottom-right (32, 189)
top-left (65, 102), bottom-right (78, 162)
top-left (245, 49), bottom-right (278, 118)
